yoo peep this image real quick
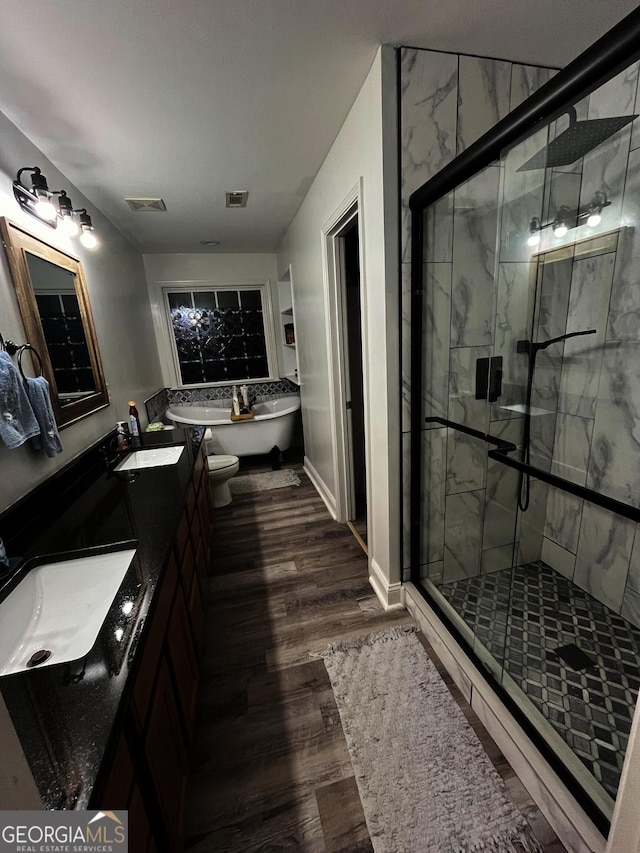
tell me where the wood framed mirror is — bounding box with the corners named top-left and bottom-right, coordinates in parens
top-left (1, 218), bottom-right (109, 429)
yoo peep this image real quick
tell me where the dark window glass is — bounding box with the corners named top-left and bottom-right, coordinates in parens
top-left (216, 291), bottom-right (239, 309)
top-left (203, 359), bottom-right (228, 382)
top-left (193, 292), bottom-right (218, 310)
top-left (66, 318), bottom-right (86, 344)
top-left (243, 309), bottom-right (264, 335)
top-left (247, 356), bottom-right (269, 376)
top-left (180, 361), bottom-right (204, 384)
top-left (51, 345), bottom-right (73, 369)
top-left (55, 371), bottom-right (76, 393)
top-left (75, 368), bottom-right (95, 390)
top-left (40, 317), bottom-right (66, 344)
top-left (36, 294), bottom-right (62, 317)
top-left (225, 335), bottom-right (246, 358)
top-left (244, 336), bottom-right (266, 359)
top-left (216, 309), bottom-right (242, 336)
top-left (240, 290), bottom-right (261, 308)
top-left (61, 294), bottom-right (80, 314)
top-left (168, 292), bottom-right (192, 311)
top-left (169, 288), bottom-right (269, 384)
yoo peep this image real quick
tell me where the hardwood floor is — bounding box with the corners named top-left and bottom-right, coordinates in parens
top-left (184, 461), bottom-right (566, 852)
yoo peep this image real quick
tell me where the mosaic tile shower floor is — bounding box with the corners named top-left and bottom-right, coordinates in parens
top-left (439, 561), bottom-right (640, 801)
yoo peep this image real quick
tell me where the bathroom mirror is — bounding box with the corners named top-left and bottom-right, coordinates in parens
top-left (0, 218), bottom-right (109, 428)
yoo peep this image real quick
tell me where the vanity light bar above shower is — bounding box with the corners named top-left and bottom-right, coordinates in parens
top-left (527, 191), bottom-right (610, 246)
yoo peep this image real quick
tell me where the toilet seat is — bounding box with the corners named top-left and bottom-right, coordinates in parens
top-left (208, 454), bottom-right (238, 473)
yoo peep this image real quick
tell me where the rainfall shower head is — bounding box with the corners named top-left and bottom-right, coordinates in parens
top-left (517, 106), bottom-right (638, 171)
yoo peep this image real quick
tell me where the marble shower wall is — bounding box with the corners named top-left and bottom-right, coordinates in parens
top-left (538, 62), bottom-right (640, 630)
top-left (404, 46), bottom-right (640, 632)
top-left (400, 46), bottom-right (555, 581)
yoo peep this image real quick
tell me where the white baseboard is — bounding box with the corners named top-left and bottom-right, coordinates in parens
top-left (403, 582), bottom-right (607, 853)
top-left (369, 558), bottom-right (404, 611)
top-left (303, 457), bottom-right (337, 520)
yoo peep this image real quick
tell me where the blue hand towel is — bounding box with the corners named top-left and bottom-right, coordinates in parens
top-left (25, 375), bottom-right (63, 458)
top-left (0, 351), bottom-right (40, 449)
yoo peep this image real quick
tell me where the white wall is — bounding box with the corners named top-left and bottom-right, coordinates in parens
top-left (143, 252), bottom-right (279, 387)
top-left (0, 110), bottom-right (162, 513)
top-left (276, 46), bottom-right (401, 597)
top-left (143, 253), bottom-right (279, 284)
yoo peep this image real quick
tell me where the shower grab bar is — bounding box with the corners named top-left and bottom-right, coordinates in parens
top-left (425, 415), bottom-right (640, 524)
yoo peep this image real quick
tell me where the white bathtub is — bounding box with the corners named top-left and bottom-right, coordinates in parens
top-left (166, 395), bottom-right (301, 456)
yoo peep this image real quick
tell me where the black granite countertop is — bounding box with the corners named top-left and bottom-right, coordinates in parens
top-left (0, 426), bottom-right (204, 809)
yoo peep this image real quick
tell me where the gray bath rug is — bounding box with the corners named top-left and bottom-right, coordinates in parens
top-left (229, 468), bottom-right (301, 494)
top-left (316, 626), bottom-right (544, 853)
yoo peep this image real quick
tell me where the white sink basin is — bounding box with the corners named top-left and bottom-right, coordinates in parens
top-left (0, 547), bottom-right (137, 675)
top-left (114, 445), bottom-right (184, 472)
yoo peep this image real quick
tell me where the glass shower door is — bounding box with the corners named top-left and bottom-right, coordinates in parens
top-left (418, 159), bottom-right (521, 682)
top-left (416, 75), bottom-right (640, 822)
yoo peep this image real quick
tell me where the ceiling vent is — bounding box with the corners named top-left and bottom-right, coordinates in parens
top-left (125, 197), bottom-right (167, 212)
top-left (225, 191), bottom-right (248, 208)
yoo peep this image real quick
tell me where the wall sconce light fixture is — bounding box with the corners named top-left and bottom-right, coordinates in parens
top-left (77, 209), bottom-right (97, 248)
top-left (13, 167), bottom-right (57, 222)
top-left (528, 192), bottom-right (610, 246)
top-left (55, 190), bottom-right (79, 236)
top-left (13, 166), bottom-right (98, 249)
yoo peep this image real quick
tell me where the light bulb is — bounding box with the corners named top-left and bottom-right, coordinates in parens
top-left (554, 223), bottom-right (568, 238)
top-left (35, 197), bottom-right (57, 221)
top-left (587, 211), bottom-right (601, 228)
top-left (61, 215), bottom-right (79, 237)
top-left (25, 169), bottom-right (56, 221)
top-left (527, 217), bottom-right (541, 248)
top-left (80, 229), bottom-right (97, 248)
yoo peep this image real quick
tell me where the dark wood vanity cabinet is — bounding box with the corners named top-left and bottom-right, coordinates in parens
top-left (100, 731), bottom-right (156, 853)
top-left (94, 441), bottom-right (212, 852)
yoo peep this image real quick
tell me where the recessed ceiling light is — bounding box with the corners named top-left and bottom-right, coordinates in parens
top-left (200, 240), bottom-right (220, 246)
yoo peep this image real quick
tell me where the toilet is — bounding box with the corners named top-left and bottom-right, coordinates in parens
top-left (207, 454), bottom-right (240, 507)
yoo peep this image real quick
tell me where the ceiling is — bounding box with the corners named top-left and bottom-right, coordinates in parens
top-left (0, 0), bottom-right (637, 254)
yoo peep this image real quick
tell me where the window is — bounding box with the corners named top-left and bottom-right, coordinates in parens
top-left (165, 286), bottom-right (273, 385)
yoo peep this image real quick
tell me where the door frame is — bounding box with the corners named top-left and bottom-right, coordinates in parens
top-left (321, 180), bottom-right (369, 523)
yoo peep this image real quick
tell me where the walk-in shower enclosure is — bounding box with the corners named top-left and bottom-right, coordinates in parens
top-left (407, 9), bottom-right (640, 835)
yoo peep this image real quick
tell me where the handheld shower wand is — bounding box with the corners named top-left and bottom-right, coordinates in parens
top-left (517, 328), bottom-right (597, 512)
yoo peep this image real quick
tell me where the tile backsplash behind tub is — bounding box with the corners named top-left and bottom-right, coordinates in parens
top-left (145, 378), bottom-right (299, 423)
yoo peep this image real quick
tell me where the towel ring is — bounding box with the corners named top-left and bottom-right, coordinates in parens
top-left (17, 344), bottom-right (44, 380)
top-left (0, 332), bottom-right (14, 353)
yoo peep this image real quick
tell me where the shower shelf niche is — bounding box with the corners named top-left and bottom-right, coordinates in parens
top-left (277, 266), bottom-right (300, 385)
